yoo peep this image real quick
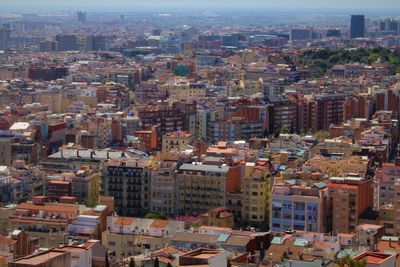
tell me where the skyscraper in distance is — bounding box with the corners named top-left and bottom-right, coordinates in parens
top-left (0, 27), bottom-right (11, 52)
top-left (351, 15), bottom-right (365, 38)
top-left (77, 11), bottom-right (87, 23)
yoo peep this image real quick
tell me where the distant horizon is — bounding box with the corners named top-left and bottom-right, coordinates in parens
top-left (1, 0), bottom-right (400, 14)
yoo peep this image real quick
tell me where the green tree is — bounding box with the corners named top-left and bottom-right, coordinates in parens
top-left (315, 130), bottom-right (330, 140)
top-left (145, 212), bottom-right (167, 220)
top-left (86, 195), bottom-right (98, 208)
top-left (336, 255), bottom-right (367, 267)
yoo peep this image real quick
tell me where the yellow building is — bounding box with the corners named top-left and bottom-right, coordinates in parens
top-left (199, 207), bottom-right (234, 228)
top-left (72, 169), bottom-right (101, 206)
top-left (166, 83), bottom-right (206, 101)
top-left (303, 155), bottom-right (369, 178)
top-left (162, 131), bottom-right (194, 152)
top-left (242, 162), bottom-right (271, 225)
top-left (241, 78), bottom-right (264, 96)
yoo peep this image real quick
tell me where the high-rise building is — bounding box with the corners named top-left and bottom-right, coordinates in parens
top-left (310, 94), bottom-right (347, 131)
top-left (328, 177), bottom-right (373, 234)
top-left (56, 35), bottom-right (77, 51)
top-left (102, 158), bottom-right (150, 216)
top-left (326, 29), bottom-right (341, 38)
top-left (380, 18), bottom-right (399, 35)
top-left (77, 11), bottom-right (87, 23)
top-left (289, 28), bottom-right (312, 41)
top-left (351, 15), bottom-right (365, 38)
top-left (85, 35), bottom-right (106, 51)
top-left (0, 27), bottom-right (11, 51)
top-left (39, 40), bottom-right (58, 52)
top-left (149, 161), bottom-right (177, 216)
top-left (242, 162), bottom-right (272, 225)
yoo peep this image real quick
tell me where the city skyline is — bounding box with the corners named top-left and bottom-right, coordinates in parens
top-left (1, 0), bottom-right (400, 12)
top-left (1, 0), bottom-right (400, 265)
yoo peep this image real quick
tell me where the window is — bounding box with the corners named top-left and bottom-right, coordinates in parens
top-left (108, 241), bottom-right (116, 246)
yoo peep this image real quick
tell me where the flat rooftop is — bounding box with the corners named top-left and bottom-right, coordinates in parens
top-left (10, 250), bottom-right (69, 265)
top-left (47, 149), bottom-right (147, 161)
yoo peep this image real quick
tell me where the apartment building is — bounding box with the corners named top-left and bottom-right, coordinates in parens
top-left (328, 177), bottom-right (373, 234)
top-left (242, 162), bottom-right (272, 225)
top-left (71, 169), bottom-right (101, 206)
top-left (373, 162), bottom-right (400, 210)
top-left (149, 161), bottom-right (177, 216)
top-left (162, 131), bottom-right (194, 152)
top-left (176, 163), bottom-right (240, 216)
top-left (9, 200), bottom-right (80, 247)
top-left (271, 180), bottom-right (328, 233)
top-left (102, 158), bottom-right (150, 216)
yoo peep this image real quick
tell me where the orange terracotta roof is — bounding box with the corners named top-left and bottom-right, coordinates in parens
top-left (328, 182), bottom-right (359, 190)
top-left (0, 235), bottom-right (16, 246)
top-left (150, 219), bottom-right (169, 228)
top-left (114, 217), bottom-right (134, 226)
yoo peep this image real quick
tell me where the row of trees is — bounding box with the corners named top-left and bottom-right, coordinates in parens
top-left (298, 47), bottom-right (400, 77)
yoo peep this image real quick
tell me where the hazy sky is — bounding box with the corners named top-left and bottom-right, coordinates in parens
top-left (1, 0), bottom-right (400, 12)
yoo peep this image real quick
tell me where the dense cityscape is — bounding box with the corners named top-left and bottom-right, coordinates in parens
top-left (0, 1), bottom-right (400, 266)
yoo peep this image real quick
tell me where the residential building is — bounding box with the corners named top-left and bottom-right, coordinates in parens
top-left (8, 249), bottom-right (71, 267)
top-left (328, 177), bottom-right (373, 234)
top-left (102, 158), bottom-right (150, 216)
top-left (179, 249), bottom-right (227, 267)
top-left (271, 180), bottom-right (328, 233)
top-left (149, 161), bottom-right (177, 216)
top-left (71, 169), bottom-right (101, 206)
top-left (9, 200), bottom-right (80, 247)
top-left (102, 216), bottom-right (185, 259)
top-left (40, 147), bottom-right (147, 172)
top-left (242, 162), bottom-right (272, 225)
top-left (171, 228), bottom-right (270, 254)
top-left (176, 163), bottom-right (241, 216)
top-left (373, 162), bottom-right (400, 211)
top-left (199, 207), bottom-right (234, 228)
top-left (162, 131), bottom-right (194, 152)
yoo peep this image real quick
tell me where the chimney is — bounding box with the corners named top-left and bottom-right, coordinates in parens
top-left (107, 151), bottom-right (110, 159)
top-left (77, 150), bottom-right (80, 158)
top-left (90, 151), bottom-right (94, 159)
top-left (61, 150), bottom-right (64, 158)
